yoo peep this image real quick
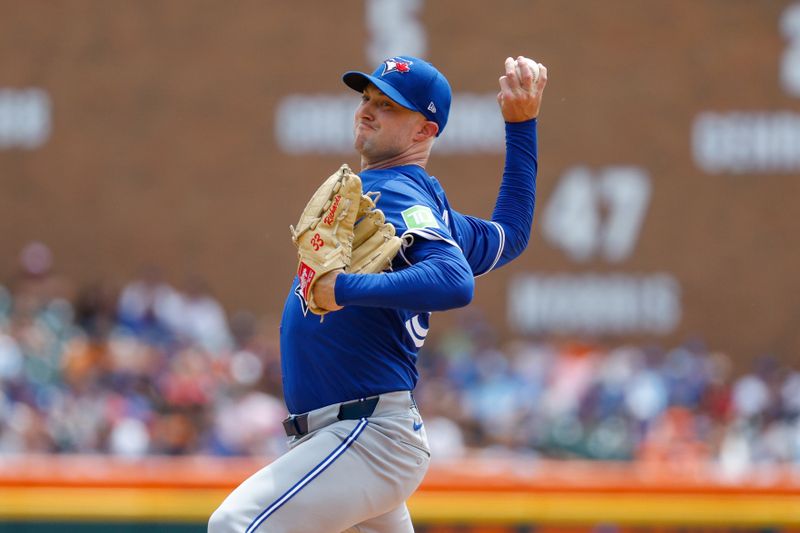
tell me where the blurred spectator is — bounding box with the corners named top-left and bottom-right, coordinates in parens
top-left (170, 276), bottom-right (233, 353)
top-left (74, 282), bottom-right (117, 341)
top-left (211, 388), bottom-right (287, 456)
top-left (637, 406), bottom-right (711, 466)
top-left (732, 370), bottom-right (770, 419)
top-left (9, 241), bottom-right (75, 312)
top-left (117, 265), bottom-right (182, 344)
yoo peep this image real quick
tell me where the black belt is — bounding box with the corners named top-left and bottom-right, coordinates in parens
top-left (282, 396), bottom-right (380, 438)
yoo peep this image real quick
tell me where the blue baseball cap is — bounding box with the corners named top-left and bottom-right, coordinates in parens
top-left (342, 56), bottom-right (452, 136)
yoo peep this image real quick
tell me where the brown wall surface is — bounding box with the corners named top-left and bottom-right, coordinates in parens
top-left (1, 0), bottom-right (798, 364)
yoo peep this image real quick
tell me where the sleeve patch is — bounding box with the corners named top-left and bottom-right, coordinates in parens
top-left (401, 205), bottom-right (439, 230)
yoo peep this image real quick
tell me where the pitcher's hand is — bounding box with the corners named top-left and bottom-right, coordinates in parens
top-left (312, 269), bottom-right (344, 312)
top-left (498, 56), bottom-right (548, 122)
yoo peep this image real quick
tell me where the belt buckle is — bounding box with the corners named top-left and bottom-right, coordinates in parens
top-left (282, 413), bottom-right (309, 437)
top-left (337, 396), bottom-right (380, 420)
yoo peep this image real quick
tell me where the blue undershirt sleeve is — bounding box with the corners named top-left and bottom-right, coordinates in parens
top-left (492, 118), bottom-right (538, 260)
top-left (450, 118), bottom-right (538, 274)
top-left (334, 239), bottom-right (474, 312)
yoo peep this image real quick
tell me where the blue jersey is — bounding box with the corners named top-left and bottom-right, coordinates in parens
top-left (280, 120), bottom-right (537, 414)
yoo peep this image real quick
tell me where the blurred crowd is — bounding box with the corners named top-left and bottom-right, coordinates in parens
top-left (415, 312), bottom-right (800, 470)
top-left (1, 242), bottom-right (799, 468)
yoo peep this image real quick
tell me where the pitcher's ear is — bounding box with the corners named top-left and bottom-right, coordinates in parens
top-left (416, 120), bottom-right (439, 141)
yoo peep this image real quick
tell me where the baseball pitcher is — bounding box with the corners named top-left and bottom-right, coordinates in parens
top-left (209, 54), bottom-right (547, 533)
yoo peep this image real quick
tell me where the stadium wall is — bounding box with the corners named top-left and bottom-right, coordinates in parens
top-left (0, 455), bottom-right (798, 532)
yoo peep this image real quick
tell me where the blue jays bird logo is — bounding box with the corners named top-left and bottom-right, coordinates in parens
top-left (381, 58), bottom-right (412, 76)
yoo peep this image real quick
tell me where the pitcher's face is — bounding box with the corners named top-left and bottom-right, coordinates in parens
top-left (353, 84), bottom-right (427, 161)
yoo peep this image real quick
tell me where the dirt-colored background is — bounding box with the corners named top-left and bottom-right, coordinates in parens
top-left (1, 0), bottom-right (798, 365)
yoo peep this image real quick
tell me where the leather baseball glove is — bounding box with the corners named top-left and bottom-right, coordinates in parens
top-left (350, 192), bottom-right (402, 274)
top-left (290, 164), bottom-right (402, 316)
top-left (290, 164), bottom-right (363, 315)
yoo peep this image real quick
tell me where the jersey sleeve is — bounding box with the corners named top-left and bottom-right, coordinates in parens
top-left (370, 177), bottom-right (461, 266)
top-left (447, 211), bottom-right (506, 277)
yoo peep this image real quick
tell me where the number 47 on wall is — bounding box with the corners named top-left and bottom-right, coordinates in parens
top-left (542, 166), bottom-right (652, 263)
